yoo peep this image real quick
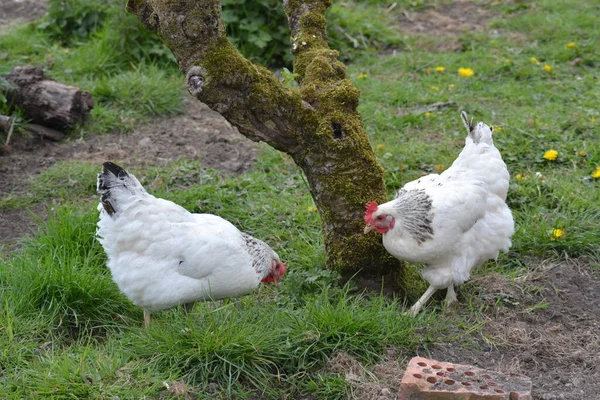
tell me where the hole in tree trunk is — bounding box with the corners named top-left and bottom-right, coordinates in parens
top-left (332, 121), bottom-right (344, 139)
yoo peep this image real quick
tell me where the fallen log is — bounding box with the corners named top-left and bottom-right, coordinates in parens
top-left (2, 65), bottom-right (94, 129)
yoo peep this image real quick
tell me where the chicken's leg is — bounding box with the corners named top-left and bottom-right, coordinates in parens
top-left (445, 285), bottom-right (457, 306)
top-left (143, 309), bottom-right (151, 328)
top-left (410, 285), bottom-right (437, 317)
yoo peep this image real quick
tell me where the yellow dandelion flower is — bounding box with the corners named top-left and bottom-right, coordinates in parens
top-left (543, 149), bottom-right (558, 161)
top-left (457, 67), bottom-right (474, 78)
top-left (430, 86), bottom-right (439, 91)
top-left (376, 144), bottom-right (385, 150)
top-left (551, 229), bottom-right (565, 240)
top-left (530, 57), bottom-right (540, 64)
top-left (493, 126), bottom-right (503, 132)
top-left (578, 150), bottom-right (587, 157)
top-left (566, 42), bottom-right (577, 49)
top-left (592, 166), bottom-right (600, 179)
top-left (435, 164), bottom-right (445, 173)
top-left (435, 66), bottom-right (446, 73)
top-left (356, 73), bottom-right (368, 79)
top-left (544, 64), bottom-right (552, 72)
top-left (591, 118), bottom-right (596, 123)
top-left (307, 206), bottom-right (318, 212)
top-left (515, 173), bottom-right (525, 180)
top-left (425, 112), bottom-right (432, 117)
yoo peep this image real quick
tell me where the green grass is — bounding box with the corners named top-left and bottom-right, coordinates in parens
top-left (1, 0), bottom-right (600, 398)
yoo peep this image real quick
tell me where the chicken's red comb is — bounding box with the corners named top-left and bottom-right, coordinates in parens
top-left (364, 201), bottom-right (379, 223)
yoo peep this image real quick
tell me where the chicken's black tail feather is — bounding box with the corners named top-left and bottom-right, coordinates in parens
top-left (97, 162), bottom-right (141, 216)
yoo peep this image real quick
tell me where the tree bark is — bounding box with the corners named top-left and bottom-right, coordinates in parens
top-left (126, 0), bottom-right (401, 283)
top-left (3, 65), bottom-right (94, 130)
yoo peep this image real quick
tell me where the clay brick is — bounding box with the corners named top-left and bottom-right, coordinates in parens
top-left (399, 356), bottom-right (532, 399)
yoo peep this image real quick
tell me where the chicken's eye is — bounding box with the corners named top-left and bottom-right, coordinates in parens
top-left (376, 216), bottom-right (384, 220)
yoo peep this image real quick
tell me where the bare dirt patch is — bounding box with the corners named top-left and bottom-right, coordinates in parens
top-left (327, 260), bottom-right (600, 400)
top-left (395, 1), bottom-right (527, 52)
top-left (0, 100), bottom-right (258, 251)
top-left (0, 0), bottom-right (46, 26)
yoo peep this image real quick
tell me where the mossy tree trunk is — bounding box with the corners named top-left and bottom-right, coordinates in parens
top-left (126, 0), bottom-right (400, 283)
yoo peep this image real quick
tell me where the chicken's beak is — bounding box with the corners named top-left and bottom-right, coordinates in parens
top-left (364, 225), bottom-right (375, 234)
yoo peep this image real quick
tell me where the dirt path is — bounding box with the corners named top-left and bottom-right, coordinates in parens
top-left (0, 0), bottom-right (46, 26)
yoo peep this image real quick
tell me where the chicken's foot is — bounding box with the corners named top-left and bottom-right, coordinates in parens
top-left (143, 309), bottom-right (151, 328)
top-left (409, 285), bottom-right (437, 317)
top-left (445, 285), bottom-right (457, 306)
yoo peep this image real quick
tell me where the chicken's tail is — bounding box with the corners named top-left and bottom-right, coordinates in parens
top-left (460, 111), bottom-right (494, 145)
top-left (97, 162), bottom-right (146, 216)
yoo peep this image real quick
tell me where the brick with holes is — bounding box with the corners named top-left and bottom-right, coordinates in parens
top-left (399, 357), bottom-right (532, 399)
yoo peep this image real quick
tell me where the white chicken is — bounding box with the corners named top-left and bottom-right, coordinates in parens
top-left (364, 112), bottom-right (514, 316)
top-left (96, 162), bottom-right (286, 327)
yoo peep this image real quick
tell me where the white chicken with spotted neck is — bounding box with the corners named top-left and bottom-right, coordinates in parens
top-left (364, 112), bottom-right (514, 316)
top-left (96, 162), bottom-right (286, 327)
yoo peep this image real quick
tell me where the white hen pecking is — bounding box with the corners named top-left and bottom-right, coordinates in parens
top-left (96, 162), bottom-right (286, 327)
top-left (364, 112), bottom-right (514, 316)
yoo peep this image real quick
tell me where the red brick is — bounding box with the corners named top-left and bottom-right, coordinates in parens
top-left (399, 356), bottom-right (531, 399)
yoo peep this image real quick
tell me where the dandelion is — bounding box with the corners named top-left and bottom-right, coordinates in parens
top-left (551, 229), bottom-right (565, 240)
top-left (530, 57), bottom-right (540, 64)
top-left (493, 126), bottom-right (503, 132)
top-left (307, 206), bottom-right (318, 212)
top-left (356, 73), bottom-right (368, 79)
top-left (425, 112), bottom-right (432, 117)
top-left (430, 86), bottom-right (439, 91)
top-left (376, 144), bottom-right (385, 150)
top-left (578, 150), bottom-right (587, 157)
top-left (592, 166), bottom-right (600, 179)
top-left (543, 149), bottom-right (558, 161)
top-left (435, 164), bottom-right (445, 173)
top-left (591, 118), bottom-right (596, 123)
top-left (544, 64), bottom-right (552, 72)
top-left (515, 173), bottom-right (525, 180)
top-left (457, 67), bottom-right (474, 78)
top-left (435, 66), bottom-right (446, 73)
top-left (566, 42), bottom-right (577, 49)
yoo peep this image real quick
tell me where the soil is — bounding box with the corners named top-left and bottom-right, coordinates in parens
top-left (2, 2), bottom-right (600, 400)
top-left (395, 0), bottom-right (527, 52)
top-left (327, 259), bottom-right (600, 400)
top-left (0, 0), bottom-right (46, 26)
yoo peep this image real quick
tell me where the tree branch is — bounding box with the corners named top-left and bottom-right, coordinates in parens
top-left (127, 0), bottom-right (310, 155)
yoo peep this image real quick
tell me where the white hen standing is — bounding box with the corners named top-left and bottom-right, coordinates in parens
top-left (364, 112), bottom-right (514, 316)
top-left (96, 162), bottom-right (286, 327)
